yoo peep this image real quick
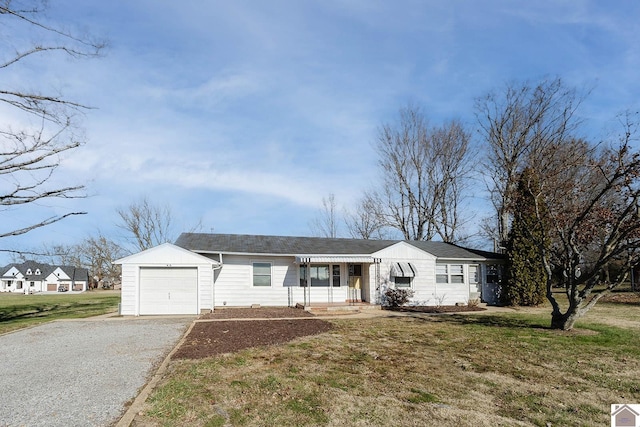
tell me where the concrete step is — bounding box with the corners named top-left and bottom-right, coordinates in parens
top-left (296, 303), bottom-right (382, 315)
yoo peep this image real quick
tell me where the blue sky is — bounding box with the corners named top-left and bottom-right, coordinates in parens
top-left (2, 0), bottom-right (640, 262)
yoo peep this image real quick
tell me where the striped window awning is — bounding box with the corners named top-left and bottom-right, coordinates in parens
top-left (391, 262), bottom-right (417, 277)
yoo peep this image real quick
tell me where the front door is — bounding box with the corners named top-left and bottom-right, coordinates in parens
top-left (469, 265), bottom-right (481, 301)
top-left (482, 264), bottom-right (502, 305)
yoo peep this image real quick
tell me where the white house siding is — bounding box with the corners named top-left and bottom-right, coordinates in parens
top-left (210, 255), bottom-right (359, 307)
top-left (199, 265), bottom-right (214, 310)
top-left (372, 242), bottom-right (474, 306)
top-left (434, 263), bottom-right (472, 306)
top-left (211, 255), bottom-right (294, 307)
top-left (120, 264), bottom-right (138, 315)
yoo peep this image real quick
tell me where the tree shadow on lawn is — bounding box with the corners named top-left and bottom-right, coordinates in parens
top-left (408, 314), bottom-right (552, 331)
top-left (411, 312), bottom-right (605, 337)
top-left (0, 304), bottom-right (61, 322)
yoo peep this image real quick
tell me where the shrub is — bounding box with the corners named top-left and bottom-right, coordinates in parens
top-left (384, 288), bottom-right (415, 307)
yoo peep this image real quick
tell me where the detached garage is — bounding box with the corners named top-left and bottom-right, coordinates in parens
top-left (115, 243), bottom-right (220, 316)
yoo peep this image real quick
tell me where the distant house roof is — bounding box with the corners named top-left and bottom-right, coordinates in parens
top-left (174, 233), bottom-right (503, 261)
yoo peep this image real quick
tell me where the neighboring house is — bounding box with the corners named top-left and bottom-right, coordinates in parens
top-left (0, 261), bottom-right (89, 293)
top-left (116, 233), bottom-right (504, 316)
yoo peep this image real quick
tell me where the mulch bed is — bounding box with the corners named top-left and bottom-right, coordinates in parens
top-left (173, 305), bottom-right (487, 359)
top-left (599, 292), bottom-right (640, 305)
top-left (173, 319), bottom-right (333, 359)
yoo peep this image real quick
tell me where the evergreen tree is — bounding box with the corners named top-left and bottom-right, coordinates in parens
top-left (502, 168), bottom-right (547, 306)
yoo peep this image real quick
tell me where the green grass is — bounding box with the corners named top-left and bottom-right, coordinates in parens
top-left (0, 291), bottom-right (120, 334)
top-left (137, 305), bottom-right (640, 427)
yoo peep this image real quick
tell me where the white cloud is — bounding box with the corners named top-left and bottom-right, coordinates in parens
top-left (4, 0), bottom-right (640, 263)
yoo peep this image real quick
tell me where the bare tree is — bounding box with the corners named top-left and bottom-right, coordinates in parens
top-left (39, 243), bottom-right (82, 267)
top-left (369, 105), bottom-right (473, 242)
top-left (521, 113), bottom-right (640, 329)
top-left (78, 234), bottom-right (126, 288)
top-left (39, 233), bottom-right (125, 288)
top-left (309, 193), bottom-right (339, 238)
top-left (430, 120), bottom-right (474, 242)
top-left (475, 77), bottom-right (585, 249)
top-left (117, 197), bottom-right (176, 252)
top-left (0, 1), bottom-right (105, 243)
top-left (344, 194), bottom-right (391, 239)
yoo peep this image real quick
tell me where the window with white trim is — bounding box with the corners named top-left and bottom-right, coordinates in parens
top-left (436, 264), bottom-right (464, 284)
top-left (332, 265), bottom-right (341, 287)
top-left (394, 276), bottom-right (412, 288)
top-left (252, 262), bottom-right (272, 287)
top-left (299, 265), bottom-right (330, 287)
top-left (35, 269), bottom-right (41, 275)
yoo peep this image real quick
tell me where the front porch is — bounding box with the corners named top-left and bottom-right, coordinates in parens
top-left (294, 255), bottom-right (382, 307)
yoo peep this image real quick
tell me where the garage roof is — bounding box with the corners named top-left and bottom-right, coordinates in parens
top-left (115, 242), bottom-right (221, 265)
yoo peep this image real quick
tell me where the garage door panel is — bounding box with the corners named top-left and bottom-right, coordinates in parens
top-left (139, 268), bottom-right (197, 315)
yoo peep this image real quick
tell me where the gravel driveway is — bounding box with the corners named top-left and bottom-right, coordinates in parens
top-left (0, 316), bottom-right (193, 427)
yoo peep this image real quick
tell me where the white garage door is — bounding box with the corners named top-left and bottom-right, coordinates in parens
top-left (139, 267), bottom-right (198, 315)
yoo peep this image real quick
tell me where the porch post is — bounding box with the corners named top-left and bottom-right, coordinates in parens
top-left (304, 260), bottom-right (311, 308)
top-left (375, 259), bottom-right (381, 304)
top-left (329, 264), bottom-right (333, 304)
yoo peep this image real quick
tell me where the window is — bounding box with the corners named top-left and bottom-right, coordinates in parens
top-left (349, 264), bottom-right (362, 277)
top-left (394, 276), bottom-right (412, 288)
top-left (486, 264), bottom-right (503, 284)
top-left (391, 262), bottom-right (415, 287)
top-left (332, 265), bottom-right (341, 287)
top-left (299, 265), bottom-right (330, 287)
top-left (17, 281), bottom-right (23, 289)
top-left (26, 269), bottom-right (32, 275)
top-left (252, 262), bottom-right (271, 287)
top-left (436, 264), bottom-right (464, 284)
top-left (30, 282), bottom-right (35, 287)
top-left (35, 269), bottom-right (41, 275)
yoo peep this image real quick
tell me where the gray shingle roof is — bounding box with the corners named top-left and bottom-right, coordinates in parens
top-left (174, 233), bottom-right (502, 260)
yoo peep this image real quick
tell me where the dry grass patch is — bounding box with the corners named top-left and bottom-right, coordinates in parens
top-left (134, 309), bottom-right (640, 427)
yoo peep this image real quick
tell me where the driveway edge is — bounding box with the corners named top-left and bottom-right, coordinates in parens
top-left (115, 319), bottom-right (197, 427)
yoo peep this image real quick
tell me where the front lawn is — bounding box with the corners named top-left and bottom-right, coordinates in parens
top-left (136, 300), bottom-right (640, 427)
top-left (0, 291), bottom-right (121, 334)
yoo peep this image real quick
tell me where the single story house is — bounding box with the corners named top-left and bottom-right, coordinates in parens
top-left (116, 233), bottom-right (504, 316)
top-left (0, 261), bottom-right (89, 293)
